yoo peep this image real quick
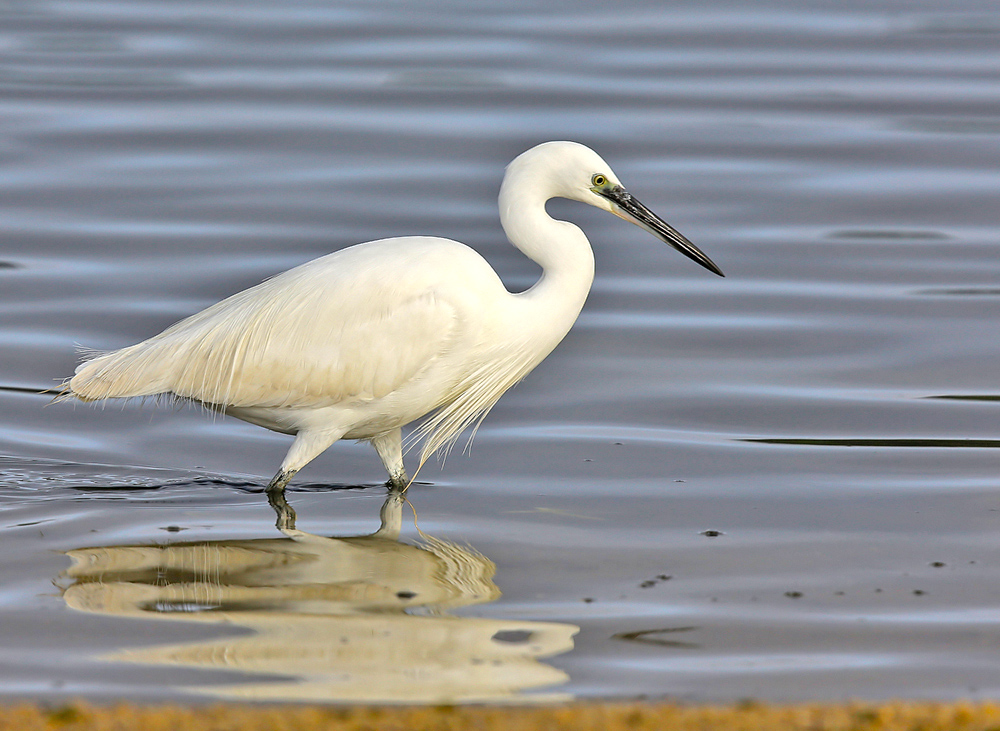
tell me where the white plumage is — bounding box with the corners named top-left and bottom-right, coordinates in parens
top-left (68, 141), bottom-right (723, 492)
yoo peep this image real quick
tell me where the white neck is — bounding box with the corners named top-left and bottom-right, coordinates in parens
top-left (498, 172), bottom-right (596, 346)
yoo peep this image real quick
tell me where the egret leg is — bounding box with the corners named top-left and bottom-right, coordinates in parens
top-left (371, 428), bottom-right (409, 489)
top-left (267, 428), bottom-right (346, 493)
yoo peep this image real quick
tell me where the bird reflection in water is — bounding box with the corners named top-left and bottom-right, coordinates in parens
top-left (60, 489), bottom-right (578, 703)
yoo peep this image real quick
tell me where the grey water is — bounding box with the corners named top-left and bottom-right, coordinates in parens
top-left (3, 0), bottom-right (1000, 704)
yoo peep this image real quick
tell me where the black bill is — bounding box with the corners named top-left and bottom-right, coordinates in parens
top-left (598, 185), bottom-right (724, 277)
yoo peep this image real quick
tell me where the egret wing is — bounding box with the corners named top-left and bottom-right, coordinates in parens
top-left (71, 241), bottom-right (463, 409)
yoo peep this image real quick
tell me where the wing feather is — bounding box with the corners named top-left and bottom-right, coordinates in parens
top-left (70, 240), bottom-right (462, 409)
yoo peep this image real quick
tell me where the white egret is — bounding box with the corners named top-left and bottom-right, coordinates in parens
top-left (67, 141), bottom-right (723, 492)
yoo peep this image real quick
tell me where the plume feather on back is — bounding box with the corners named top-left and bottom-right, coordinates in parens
top-left (69, 240), bottom-right (463, 410)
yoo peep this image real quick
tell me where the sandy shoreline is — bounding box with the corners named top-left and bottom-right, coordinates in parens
top-left (3, 702), bottom-right (1000, 731)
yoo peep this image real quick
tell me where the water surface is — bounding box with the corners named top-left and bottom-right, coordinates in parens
top-left (2, 0), bottom-right (1000, 703)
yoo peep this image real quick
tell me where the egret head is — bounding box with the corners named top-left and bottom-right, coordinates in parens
top-left (510, 141), bottom-right (724, 277)
top-left (588, 169), bottom-right (724, 277)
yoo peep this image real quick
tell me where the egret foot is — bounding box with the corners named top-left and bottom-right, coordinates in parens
top-left (266, 467), bottom-right (297, 492)
top-left (385, 471), bottom-right (408, 490)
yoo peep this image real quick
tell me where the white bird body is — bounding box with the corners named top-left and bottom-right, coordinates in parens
top-left (68, 142), bottom-right (722, 491)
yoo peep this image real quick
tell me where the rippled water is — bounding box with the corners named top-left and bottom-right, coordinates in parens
top-left (3, 0), bottom-right (1000, 703)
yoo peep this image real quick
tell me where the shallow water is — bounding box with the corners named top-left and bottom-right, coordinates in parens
top-left (2, 0), bottom-right (1000, 704)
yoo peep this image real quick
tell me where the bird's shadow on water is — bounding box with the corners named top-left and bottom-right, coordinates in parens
top-left (263, 482), bottom-right (431, 531)
top-left (260, 481), bottom-right (432, 531)
top-left (54, 481), bottom-right (580, 703)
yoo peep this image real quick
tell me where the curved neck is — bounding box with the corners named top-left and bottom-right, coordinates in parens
top-left (498, 177), bottom-right (596, 338)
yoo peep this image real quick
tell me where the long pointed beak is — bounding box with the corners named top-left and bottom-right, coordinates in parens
top-left (599, 185), bottom-right (724, 277)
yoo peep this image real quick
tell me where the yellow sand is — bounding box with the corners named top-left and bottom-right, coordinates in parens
top-left (3, 702), bottom-right (1000, 731)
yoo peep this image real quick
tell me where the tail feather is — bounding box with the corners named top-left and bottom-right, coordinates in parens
top-left (69, 342), bottom-right (176, 402)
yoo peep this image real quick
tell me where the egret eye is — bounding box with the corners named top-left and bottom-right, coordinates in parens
top-left (591, 174), bottom-right (607, 187)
